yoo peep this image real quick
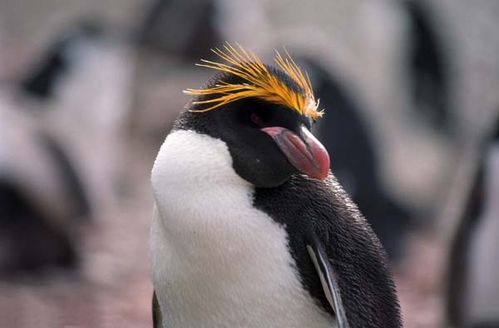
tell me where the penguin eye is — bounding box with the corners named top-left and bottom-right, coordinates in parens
top-left (250, 112), bottom-right (264, 127)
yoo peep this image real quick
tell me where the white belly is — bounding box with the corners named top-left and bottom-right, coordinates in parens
top-left (150, 130), bottom-right (333, 328)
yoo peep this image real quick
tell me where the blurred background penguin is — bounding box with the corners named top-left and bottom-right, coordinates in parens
top-left (0, 0), bottom-right (498, 327)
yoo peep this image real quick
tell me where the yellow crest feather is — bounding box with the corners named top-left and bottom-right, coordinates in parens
top-left (183, 43), bottom-right (323, 120)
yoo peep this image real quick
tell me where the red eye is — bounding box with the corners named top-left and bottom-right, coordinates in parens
top-left (250, 112), bottom-right (264, 127)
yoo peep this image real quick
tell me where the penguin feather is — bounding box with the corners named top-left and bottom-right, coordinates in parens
top-left (184, 42), bottom-right (323, 120)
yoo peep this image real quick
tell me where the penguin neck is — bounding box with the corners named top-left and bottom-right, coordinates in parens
top-left (151, 129), bottom-right (255, 227)
top-left (152, 129), bottom-right (251, 196)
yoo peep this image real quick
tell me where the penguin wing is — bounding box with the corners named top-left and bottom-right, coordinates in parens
top-left (152, 291), bottom-right (164, 328)
top-left (306, 233), bottom-right (350, 328)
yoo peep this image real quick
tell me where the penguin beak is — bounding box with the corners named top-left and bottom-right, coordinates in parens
top-left (261, 125), bottom-right (330, 180)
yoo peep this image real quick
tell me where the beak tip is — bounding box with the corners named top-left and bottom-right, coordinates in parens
top-left (313, 157), bottom-right (330, 181)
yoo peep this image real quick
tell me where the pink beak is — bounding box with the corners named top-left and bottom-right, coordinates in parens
top-left (261, 126), bottom-right (330, 181)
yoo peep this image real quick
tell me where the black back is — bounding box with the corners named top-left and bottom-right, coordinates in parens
top-left (253, 174), bottom-right (401, 327)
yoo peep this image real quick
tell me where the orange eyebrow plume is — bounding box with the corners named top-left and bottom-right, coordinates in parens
top-left (183, 43), bottom-right (323, 121)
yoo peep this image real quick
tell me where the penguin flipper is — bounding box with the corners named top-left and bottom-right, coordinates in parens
top-left (152, 290), bottom-right (164, 328)
top-left (306, 233), bottom-right (350, 328)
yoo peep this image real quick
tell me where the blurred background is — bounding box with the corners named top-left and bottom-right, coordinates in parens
top-left (0, 0), bottom-right (498, 327)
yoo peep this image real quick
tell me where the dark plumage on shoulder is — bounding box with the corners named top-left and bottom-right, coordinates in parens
top-left (254, 174), bottom-right (401, 327)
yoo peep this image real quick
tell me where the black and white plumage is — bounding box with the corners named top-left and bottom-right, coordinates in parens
top-left (19, 21), bottom-right (103, 101)
top-left (0, 99), bottom-right (89, 275)
top-left (150, 45), bottom-right (401, 328)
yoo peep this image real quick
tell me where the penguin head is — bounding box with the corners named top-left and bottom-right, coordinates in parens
top-left (178, 44), bottom-right (330, 187)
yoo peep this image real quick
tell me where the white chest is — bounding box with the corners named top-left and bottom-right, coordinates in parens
top-left (150, 130), bottom-right (333, 328)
